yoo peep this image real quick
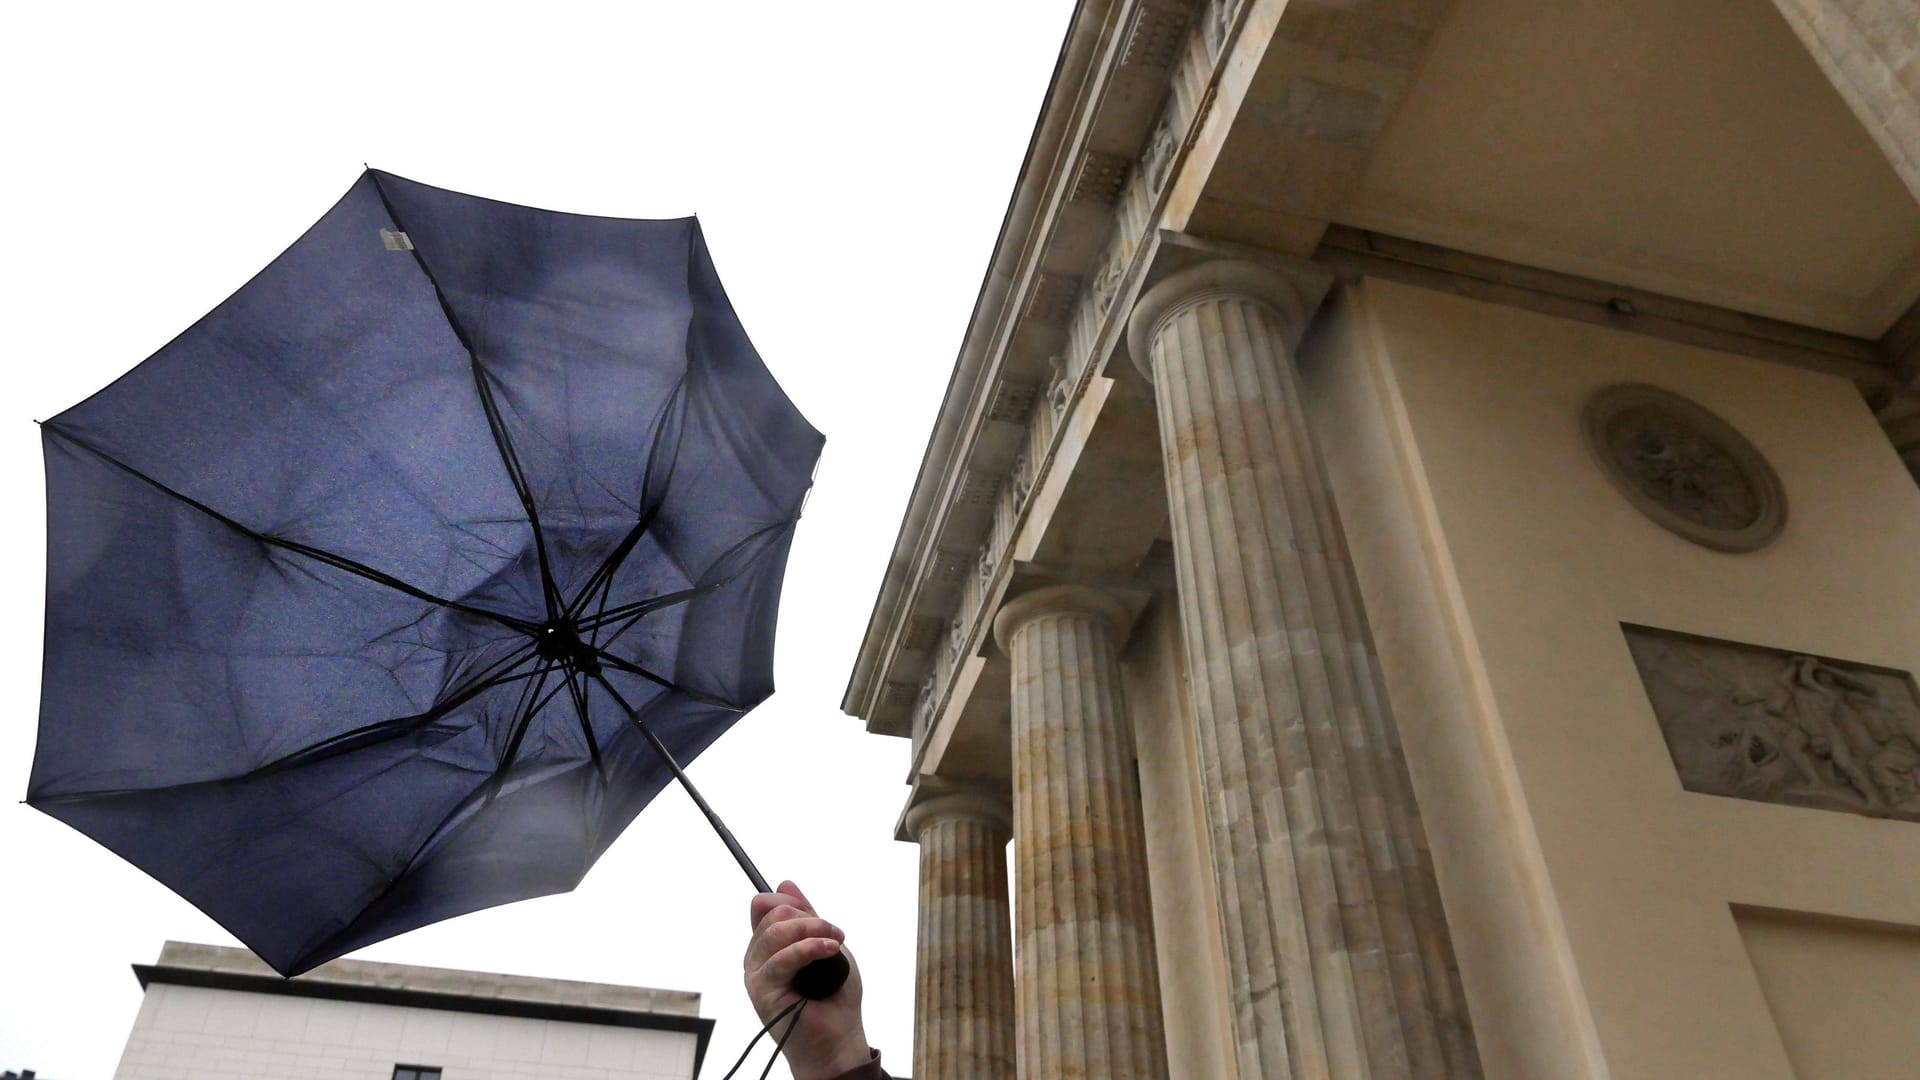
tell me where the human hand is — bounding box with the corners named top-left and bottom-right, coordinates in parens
top-left (743, 881), bottom-right (871, 1080)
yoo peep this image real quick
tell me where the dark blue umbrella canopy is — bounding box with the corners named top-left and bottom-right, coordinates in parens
top-left (30, 170), bottom-right (823, 976)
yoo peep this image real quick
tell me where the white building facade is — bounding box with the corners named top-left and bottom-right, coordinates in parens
top-left (112, 942), bottom-right (711, 1080)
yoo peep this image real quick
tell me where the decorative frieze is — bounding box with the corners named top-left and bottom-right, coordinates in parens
top-left (927, 549), bottom-right (972, 586)
top-left (884, 0), bottom-right (1250, 753)
top-left (985, 375), bottom-right (1041, 425)
top-left (1090, 243), bottom-right (1130, 317)
top-left (913, 677), bottom-right (937, 742)
top-left (1120, 2), bottom-right (1192, 74)
top-left (899, 613), bottom-right (943, 653)
top-left (1140, 112), bottom-right (1181, 195)
top-left (952, 469), bottom-right (1000, 511)
top-left (1204, 0), bottom-right (1242, 60)
top-left (873, 680), bottom-right (920, 733)
top-left (1626, 626), bottom-right (1920, 821)
top-left (1023, 272), bottom-right (1083, 326)
top-left (1069, 151), bottom-right (1133, 207)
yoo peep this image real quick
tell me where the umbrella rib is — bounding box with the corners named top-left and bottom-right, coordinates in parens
top-left (288, 672), bottom-right (578, 976)
top-left (575, 519), bottom-right (792, 635)
top-left (243, 643), bottom-right (547, 777)
top-left (367, 172), bottom-right (565, 625)
top-left (31, 641), bottom-right (543, 804)
top-left (467, 360), bottom-right (565, 622)
top-left (562, 381), bottom-right (686, 622)
top-left (576, 582), bottom-right (719, 633)
top-left (592, 650), bottom-right (742, 711)
top-left (564, 502), bottom-right (662, 623)
top-left (563, 666), bottom-right (606, 779)
top-left (590, 670), bottom-right (771, 893)
top-left (42, 423), bottom-right (540, 635)
top-left (479, 662), bottom-right (558, 805)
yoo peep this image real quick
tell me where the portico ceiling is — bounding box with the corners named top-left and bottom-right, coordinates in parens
top-left (1199, 0), bottom-right (1920, 338)
top-left (1338, 0), bottom-right (1920, 337)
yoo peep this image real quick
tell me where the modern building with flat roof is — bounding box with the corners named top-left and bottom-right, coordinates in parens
top-left (112, 941), bottom-right (711, 1080)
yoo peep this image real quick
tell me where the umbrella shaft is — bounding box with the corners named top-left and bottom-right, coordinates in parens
top-left (597, 675), bottom-right (772, 893)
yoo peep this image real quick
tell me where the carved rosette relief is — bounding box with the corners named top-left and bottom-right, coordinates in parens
top-left (1583, 384), bottom-right (1787, 552)
top-left (1626, 626), bottom-right (1920, 821)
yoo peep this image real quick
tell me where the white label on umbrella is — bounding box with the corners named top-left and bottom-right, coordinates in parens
top-left (380, 229), bottom-right (414, 251)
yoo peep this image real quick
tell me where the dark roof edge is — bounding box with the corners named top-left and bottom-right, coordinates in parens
top-left (131, 963), bottom-right (715, 1075)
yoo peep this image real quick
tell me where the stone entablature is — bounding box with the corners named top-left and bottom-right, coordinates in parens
top-left (844, 0), bottom-right (1249, 749)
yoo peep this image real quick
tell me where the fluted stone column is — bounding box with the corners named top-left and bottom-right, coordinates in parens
top-left (993, 585), bottom-right (1169, 1080)
top-left (907, 789), bottom-right (1016, 1080)
top-left (1128, 260), bottom-right (1477, 1079)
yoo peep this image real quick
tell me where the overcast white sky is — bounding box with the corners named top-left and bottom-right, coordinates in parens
top-left (0, 3), bottom-right (1073, 1076)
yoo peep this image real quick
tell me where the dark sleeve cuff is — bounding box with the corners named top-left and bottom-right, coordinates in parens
top-left (827, 1048), bottom-right (889, 1080)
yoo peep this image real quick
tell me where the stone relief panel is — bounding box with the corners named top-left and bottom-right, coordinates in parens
top-left (1583, 384), bottom-right (1787, 552)
top-left (1626, 626), bottom-right (1920, 821)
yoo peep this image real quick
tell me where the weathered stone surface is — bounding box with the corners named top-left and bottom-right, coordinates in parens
top-left (907, 790), bottom-right (1017, 1080)
top-left (1626, 626), bottom-right (1920, 820)
top-left (1771, 0), bottom-right (1920, 202)
top-left (994, 585), bottom-right (1169, 1080)
top-left (1129, 259), bottom-right (1478, 1078)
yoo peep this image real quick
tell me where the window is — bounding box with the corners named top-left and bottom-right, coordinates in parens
top-left (393, 1068), bottom-right (442, 1080)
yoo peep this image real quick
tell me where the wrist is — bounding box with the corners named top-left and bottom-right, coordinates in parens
top-left (791, 1029), bottom-right (872, 1080)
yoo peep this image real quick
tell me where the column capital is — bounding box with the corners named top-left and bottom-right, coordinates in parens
top-left (1126, 256), bottom-right (1332, 382)
top-left (990, 583), bottom-right (1131, 654)
top-left (904, 784), bottom-right (1014, 841)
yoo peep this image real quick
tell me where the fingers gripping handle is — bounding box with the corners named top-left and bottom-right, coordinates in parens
top-left (794, 951), bottom-right (850, 1000)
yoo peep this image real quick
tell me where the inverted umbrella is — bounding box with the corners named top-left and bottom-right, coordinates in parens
top-left (31, 170), bottom-right (843, 993)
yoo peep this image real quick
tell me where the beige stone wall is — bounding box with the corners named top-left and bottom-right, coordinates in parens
top-left (1736, 907), bottom-right (1920, 1077)
top-left (1123, 595), bottom-right (1236, 1080)
top-left (1300, 276), bottom-right (1920, 1078)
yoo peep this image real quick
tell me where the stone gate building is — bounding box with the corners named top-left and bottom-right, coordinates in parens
top-left (843, 0), bottom-right (1920, 1076)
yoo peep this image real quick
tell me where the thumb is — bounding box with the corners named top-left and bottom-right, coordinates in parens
top-left (778, 880), bottom-right (815, 913)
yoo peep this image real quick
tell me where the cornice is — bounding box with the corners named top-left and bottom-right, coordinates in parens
top-left (843, 0), bottom-right (1242, 742)
top-left (840, 0), bottom-right (1121, 728)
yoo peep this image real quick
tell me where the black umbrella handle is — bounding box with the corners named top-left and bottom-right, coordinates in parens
top-left (792, 952), bottom-right (850, 1000)
top-left (593, 673), bottom-right (853, 1001)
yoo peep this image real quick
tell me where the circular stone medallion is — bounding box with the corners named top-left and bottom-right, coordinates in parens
top-left (1582, 384), bottom-right (1787, 552)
